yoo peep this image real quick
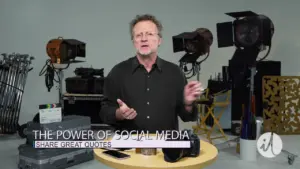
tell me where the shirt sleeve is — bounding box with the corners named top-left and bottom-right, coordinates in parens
top-left (176, 69), bottom-right (198, 122)
top-left (99, 67), bottom-right (119, 125)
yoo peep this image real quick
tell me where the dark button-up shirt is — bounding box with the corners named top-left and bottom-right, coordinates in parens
top-left (100, 56), bottom-right (198, 133)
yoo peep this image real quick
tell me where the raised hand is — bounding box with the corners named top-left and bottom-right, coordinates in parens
top-left (184, 81), bottom-right (203, 105)
top-left (116, 99), bottom-right (137, 120)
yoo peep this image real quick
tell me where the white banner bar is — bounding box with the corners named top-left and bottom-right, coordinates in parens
top-left (110, 140), bottom-right (190, 148)
top-left (33, 140), bottom-right (190, 148)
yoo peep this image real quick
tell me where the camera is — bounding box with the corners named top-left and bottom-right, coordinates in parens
top-left (162, 129), bottom-right (200, 163)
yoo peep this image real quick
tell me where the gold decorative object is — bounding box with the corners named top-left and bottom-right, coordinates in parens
top-left (135, 148), bottom-right (157, 156)
top-left (142, 148), bottom-right (157, 156)
top-left (135, 148), bottom-right (141, 154)
top-left (262, 76), bottom-right (300, 134)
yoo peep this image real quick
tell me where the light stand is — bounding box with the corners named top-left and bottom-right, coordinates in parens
top-left (213, 11), bottom-right (300, 164)
top-left (179, 53), bottom-right (209, 80)
top-left (52, 63), bottom-right (70, 108)
top-left (195, 63), bottom-right (201, 81)
top-left (45, 36), bottom-right (86, 106)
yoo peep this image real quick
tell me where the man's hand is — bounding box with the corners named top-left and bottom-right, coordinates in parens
top-left (184, 81), bottom-right (203, 106)
top-left (116, 99), bottom-right (137, 120)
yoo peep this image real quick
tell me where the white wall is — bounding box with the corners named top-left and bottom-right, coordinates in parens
top-left (0, 0), bottom-right (299, 126)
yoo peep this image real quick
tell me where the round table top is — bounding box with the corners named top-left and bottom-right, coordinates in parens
top-left (94, 140), bottom-right (218, 169)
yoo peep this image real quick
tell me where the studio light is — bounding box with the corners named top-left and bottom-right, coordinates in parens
top-left (46, 37), bottom-right (86, 64)
top-left (41, 37), bottom-right (86, 102)
top-left (216, 10), bottom-right (274, 64)
top-left (172, 28), bottom-right (213, 79)
top-left (216, 11), bottom-right (276, 141)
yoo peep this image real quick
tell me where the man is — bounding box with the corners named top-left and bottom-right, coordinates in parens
top-left (100, 14), bottom-right (202, 133)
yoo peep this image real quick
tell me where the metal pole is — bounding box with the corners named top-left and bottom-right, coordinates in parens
top-left (58, 69), bottom-right (64, 107)
top-left (196, 63), bottom-right (200, 81)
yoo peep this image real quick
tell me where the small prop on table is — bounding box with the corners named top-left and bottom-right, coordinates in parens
top-left (135, 148), bottom-right (157, 156)
top-left (39, 103), bottom-right (62, 124)
top-left (135, 148), bottom-right (141, 154)
top-left (240, 67), bottom-right (257, 161)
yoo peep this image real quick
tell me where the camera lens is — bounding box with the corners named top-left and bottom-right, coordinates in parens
top-left (162, 148), bottom-right (184, 162)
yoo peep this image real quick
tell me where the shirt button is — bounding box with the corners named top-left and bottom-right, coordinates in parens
top-left (147, 116), bottom-right (150, 119)
top-left (147, 102), bottom-right (150, 105)
top-left (148, 75), bottom-right (150, 78)
top-left (147, 88), bottom-right (150, 91)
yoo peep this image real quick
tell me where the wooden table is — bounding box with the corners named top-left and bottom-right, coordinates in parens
top-left (94, 140), bottom-right (218, 169)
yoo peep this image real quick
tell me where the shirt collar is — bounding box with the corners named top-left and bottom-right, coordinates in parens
top-left (131, 56), bottom-right (163, 74)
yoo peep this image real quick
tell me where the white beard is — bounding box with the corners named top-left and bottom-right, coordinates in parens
top-left (138, 49), bottom-right (152, 57)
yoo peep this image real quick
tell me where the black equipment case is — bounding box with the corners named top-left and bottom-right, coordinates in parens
top-left (65, 67), bottom-right (105, 94)
top-left (18, 144), bottom-right (94, 169)
top-left (26, 115), bottom-right (91, 145)
top-left (62, 93), bottom-right (113, 130)
top-left (65, 77), bottom-right (104, 94)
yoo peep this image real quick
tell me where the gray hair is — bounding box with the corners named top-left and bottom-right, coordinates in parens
top-left (129, 14), bottom-right (163, 40)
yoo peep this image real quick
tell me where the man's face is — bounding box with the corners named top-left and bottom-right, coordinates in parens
top-left (132, 21), bottom-right (162, 57)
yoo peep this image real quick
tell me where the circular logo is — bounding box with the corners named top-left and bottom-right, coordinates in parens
top-left (257, 132), bottom-right (283, 158)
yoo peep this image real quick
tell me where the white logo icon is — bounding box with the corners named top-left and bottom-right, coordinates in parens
top-left (257, 132), bottom-right (283, 158)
